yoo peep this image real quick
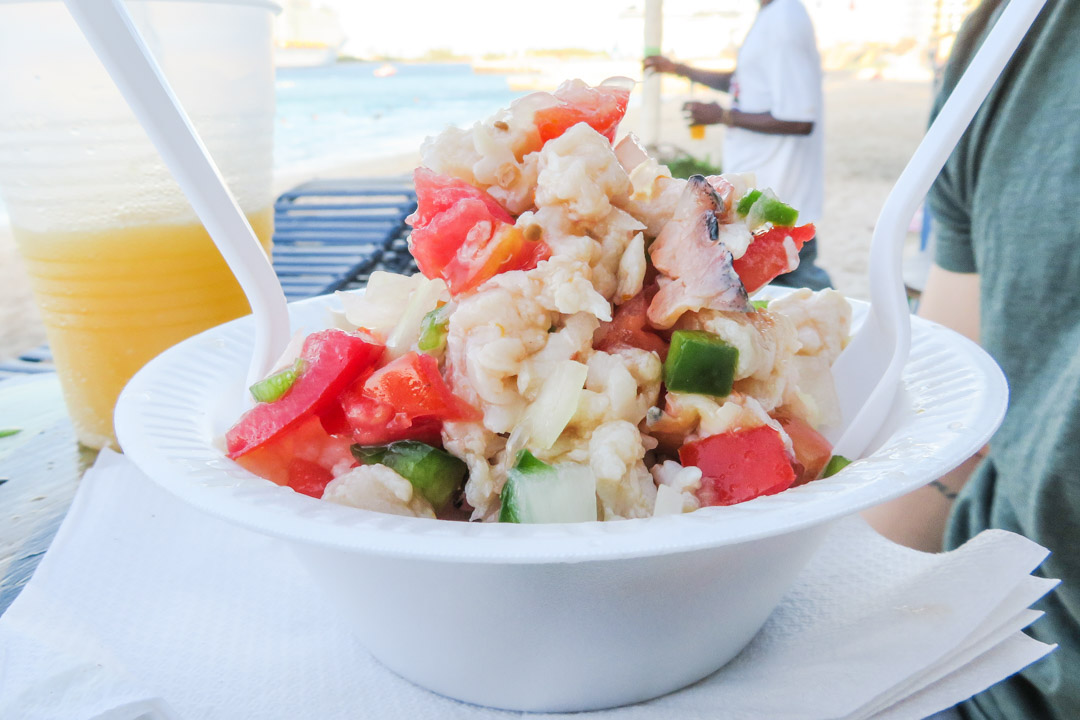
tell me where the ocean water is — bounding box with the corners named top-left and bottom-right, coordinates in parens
top-left (0, 63), bottom-right (518, 223)
top-left (275, 62), bottom-right (519, 173)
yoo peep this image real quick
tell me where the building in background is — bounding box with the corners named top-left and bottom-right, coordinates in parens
top-left (274, 0), bottom-right (344, 68)
top-left (275, 0), bottom-right (982, 79)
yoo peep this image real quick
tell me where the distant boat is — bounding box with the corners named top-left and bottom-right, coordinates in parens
top-left (373, 63), bottom-right (397, 78)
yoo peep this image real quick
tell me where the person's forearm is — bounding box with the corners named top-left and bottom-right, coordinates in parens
top-left (862, 265), bottom-right (983, 551)
top-left (677, 64), bottom-right (733, 93)
top-left (862, 453), bottom-right (983, 552)
top-left (728, 110), bottom-right (813, 136)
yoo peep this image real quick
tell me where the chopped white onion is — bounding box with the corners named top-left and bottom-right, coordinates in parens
top-left (336, 271), bottom-right (424, 339)
top-left (745, 187), bottom-right (780, 233)
top-left (652, 484), bottom-right (687, 517)
top-left (385, 276), bottom-right (447, 359)
top-left (613, 133), bottom-right (649, 173)
top-left (508, 359), bottom-right (589, 453)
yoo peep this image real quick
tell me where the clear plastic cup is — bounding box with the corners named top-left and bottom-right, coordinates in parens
top-left (0, 0), bottom-right (278, 449)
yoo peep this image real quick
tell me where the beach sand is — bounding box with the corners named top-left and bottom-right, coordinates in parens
top-left (0, 72), bottom-right (931, 362)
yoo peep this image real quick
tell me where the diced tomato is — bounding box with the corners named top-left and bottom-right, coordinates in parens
top-left (341, 351), bottom-right (480, 446)
top-left (226, 329), bottom-right (384, 459)
top-left (733, 224), bottom-right (816, 294)
top-left (287, 458), bottom-right (336, 498)
top-left (774, 414), bottom-right (833, 486)
top-left (232, 415), bottom-right (355, 488)
top-left (595, 289), bottom-right (669, 360)
top-left (342, 393), bottom-right (445, 446)
top-left (407, 168), bottom-right (549, 295)
top-left (680, 425), bottom-right (796, 507)
top-left (364, 352), bottom-right (479, 420)
top-left (317, 401), bottom-right (353, 436)
top-left (534, 81), bottom-right (631, 144)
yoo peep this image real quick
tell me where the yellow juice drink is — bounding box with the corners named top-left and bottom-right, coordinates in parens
top-left (13, 208), bottom-right (273, 449)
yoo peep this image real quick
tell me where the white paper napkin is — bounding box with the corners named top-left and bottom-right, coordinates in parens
top-left (0, 450), bottom-right (1057, 720)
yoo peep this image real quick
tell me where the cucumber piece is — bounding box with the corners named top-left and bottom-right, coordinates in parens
top-left (352, 440), bottom-right (467, 511)
top-left (499, 450), bottom-right (597, 524)
top-left (822, 454), bottom-right (852, 478)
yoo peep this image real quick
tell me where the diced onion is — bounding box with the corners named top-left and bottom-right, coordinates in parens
top-left (508, 359), bottom-right (588, 453)
top-left (613, 133), bottom-right (649, 173)
top-left (745, 188), bottom-right (780, 232)
top-left (652, 484), bottom-right (687, 516)
top-left (385, 276), bottom-right (448, 359)
top-left (337, 272), bottom-right (425, 339)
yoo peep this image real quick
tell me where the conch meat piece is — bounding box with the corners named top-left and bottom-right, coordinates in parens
top-left (647, 175), bottom-right (751, 328)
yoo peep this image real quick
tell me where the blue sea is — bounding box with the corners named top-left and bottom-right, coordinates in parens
top-left (0, 63), bottom-right (519, 223)
top-left (275, 62), bottom-right (519, 172)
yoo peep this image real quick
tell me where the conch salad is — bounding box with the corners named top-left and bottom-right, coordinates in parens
top-left (225, 78), bottom-right (854, 523)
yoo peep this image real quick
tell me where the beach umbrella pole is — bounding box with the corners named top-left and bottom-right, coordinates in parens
top-left (642, 0), bottom-right (663, 149)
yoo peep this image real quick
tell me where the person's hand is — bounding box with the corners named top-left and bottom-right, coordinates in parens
top-left (682, 101), bottom-right (728, 126)
top-left (643, 55), bottom-right (680, 75)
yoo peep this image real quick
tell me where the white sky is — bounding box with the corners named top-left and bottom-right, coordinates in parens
top-left (322, 0), bottom-right (940, 59)
top-left (331, 0), bottom-right (645, 58)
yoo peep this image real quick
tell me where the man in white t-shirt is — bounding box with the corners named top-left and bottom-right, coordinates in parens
top-left (644, 0), bottom-right (831, 290)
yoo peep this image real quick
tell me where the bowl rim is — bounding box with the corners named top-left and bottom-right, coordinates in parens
top-left (115, 290), bottom-right (1008, 564)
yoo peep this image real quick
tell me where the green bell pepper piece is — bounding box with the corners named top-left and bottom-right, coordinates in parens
top-left (351, 440), bottom-right (467, 511)
top-left (249, 359), bottom-right (305, 403)
top-left (417, 304), bottom-right (451, 353)
top-left (748, 194), bottom-right (799, 227)
top-left (663, 330), bottom-right (739, 398)
top-left (736, 189), bottom-right (763, 216)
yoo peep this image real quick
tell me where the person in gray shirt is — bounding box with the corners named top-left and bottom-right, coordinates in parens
top-left (865, 2), bottom-right (1080, 718)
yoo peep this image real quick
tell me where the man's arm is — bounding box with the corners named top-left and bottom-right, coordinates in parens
top-left (643, 56), bottom-right (811, 135)
top-left (642, 56), bottom-right (733, 93)
top-left (861, 264), bottom-right (983, 551)
top-left (683, 103), bottom-right (813, 135)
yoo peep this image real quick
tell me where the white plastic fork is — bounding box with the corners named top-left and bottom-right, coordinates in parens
top-left (830, 0), bottom-right (1046, 460)
top-left (62, 0), bottom-right (291, 388)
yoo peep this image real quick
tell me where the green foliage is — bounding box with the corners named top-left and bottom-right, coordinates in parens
top-left (665, 155), bottom-right (723, 179)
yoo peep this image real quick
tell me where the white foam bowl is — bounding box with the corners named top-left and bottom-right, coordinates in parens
top-left (115, 290), bottom-right (1007, 712)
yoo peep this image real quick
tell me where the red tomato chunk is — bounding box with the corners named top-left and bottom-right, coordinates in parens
top-left (534, 83), bottom-right (631, 144)
top-left (225, 329), bottom-right (384, 459)
top-left (775, 414), bottom-right (833, 486)
top-left (341, 351), bottom-right (481, 446)
top-left (733, 223), bottom-right (815, 294)
top-left (594, 290), bottom-right (669, 360)
top-left (680, 425), bottom-right (796, 507)
top-left (287, 457), bottom-right (336, 498)
top-left (407, 168), bottom-right (549, 295)
top-left (232, 415), bottom-right (355, 489)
